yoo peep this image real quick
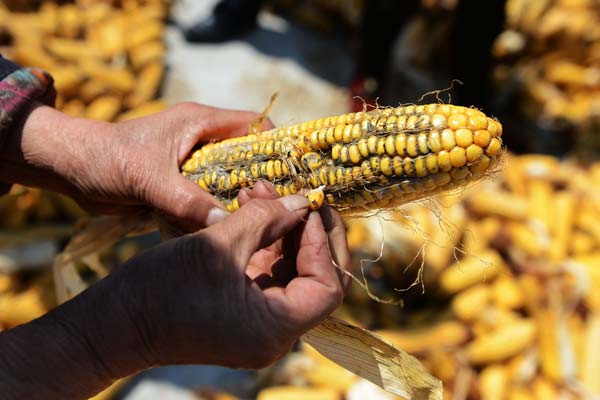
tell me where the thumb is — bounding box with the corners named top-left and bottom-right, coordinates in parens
top-left (153, 174), bottom-right (230, 233)
top-left (208, 195), bottom-right (310, 268)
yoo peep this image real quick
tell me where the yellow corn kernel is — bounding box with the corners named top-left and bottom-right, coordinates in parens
top-left (440, 129), bottom-right (456, 150)
top-left (455, 128), bottom-right (473, 147)
top-left (507, 386), bottom-right (534, 400)
top-left (126, 61), bottom-right (164, 108)
top-left (466, 319), bottom-right (537, 364)
top-left (466, 191), bottom-right (529, 220)
top-left (116, 100), bottom-right (168, 121)
top-left (474, 129), bottom-right (492, 148)
top-left (181, 105), bottom-right (503, 213)
top-left (537, 310), bottom-right (577, 383)
top-left (549, 192), bottom-right (574, 262)
top-left (376, 321), bottom-right (468, 354)
top-left (582, 313), bottom-right (600, 395)
top-left (85, 95), bottom-right (122, 122)
top-left (465, 144), bottom-right (484, 162)
top-left (532, 377), bottom-right (558, 400)
top-left (528, 179), bottom-right (554, 233)
top-left (452, 284), bottom-right (491, 321)
top-left (509, 222), bottom-right (547, 259)
top-left (306, 187), bottom-right (325, 210)
top-left (426, 203), bottom-right (466, 273)
top-left (0, 288), bottom-right (48, 327)
top-left (440, 250), bottom-right (505, 293)
top-left (486, 138), bottom-right (503, 156)
top-left (479, 365), bottom-right (508, 400)
top-left (450, 147), bottom-right (467, 168)
top-left (491, 275), bottom-right (524, 310)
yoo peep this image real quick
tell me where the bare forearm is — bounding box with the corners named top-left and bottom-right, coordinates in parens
top-left (0, 312), bottom-right (111, 399)
top-left (0, 270), bottom-right (150, 400)
top-left (0, 103), bottom-right (112, 197)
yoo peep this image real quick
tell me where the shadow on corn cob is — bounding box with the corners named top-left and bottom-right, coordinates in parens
top-left (181, 104), bottom-right (503, 213)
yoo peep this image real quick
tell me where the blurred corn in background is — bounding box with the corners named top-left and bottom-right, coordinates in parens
top-left (266, 154), bottom-right (600, 400)
top-left (0, 0), bottom-right (169, 122)
top-left (0, 2), bottom-right (168, 397)
top-left (0, 0), bottom-right (170, 314)
top-left (1, 0), bottom-right (600, 399)
top-left (493, 0), bottom-right (600, 156)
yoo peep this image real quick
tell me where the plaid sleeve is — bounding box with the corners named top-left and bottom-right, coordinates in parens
top-left (0, 56), bottom-right (57, 195)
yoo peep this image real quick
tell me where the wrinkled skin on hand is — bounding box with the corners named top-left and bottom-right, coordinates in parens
top-left (78, 182), bottom-right (352, 372)
top-left (72, 103), bottom-right (275, 231)
top-left (2, 102), bottom-right (272, 232)
top-left (0, 182), bottom-right (351, 400)
top-left (0, 100), bottom-right (354, 400)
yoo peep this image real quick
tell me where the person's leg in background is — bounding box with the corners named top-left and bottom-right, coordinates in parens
top-left (350, 0), bottom-right (419, 111)
top-left (449, 0), bottom-right (505, 111)
top-left (183, 0), bottom-right (264, 43)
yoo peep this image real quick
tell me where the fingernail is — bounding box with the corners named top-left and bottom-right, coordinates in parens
top-left (278, 195), bottom-right (309, 212)
top-left (206, 207), bottom-right (230, 226)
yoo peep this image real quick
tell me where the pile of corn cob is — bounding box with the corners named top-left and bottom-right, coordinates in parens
top-left (250, 154), bottom-right (600, 400)
top-left (0, 185), bottom-right (84, 230)
top-left (493, 0), bottom-right (600, 127)
top-left (0, 0), bottom-right (169, 122)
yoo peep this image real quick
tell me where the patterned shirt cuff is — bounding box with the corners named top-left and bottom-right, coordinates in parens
top-left (0, 68), bottom-right (57, 195)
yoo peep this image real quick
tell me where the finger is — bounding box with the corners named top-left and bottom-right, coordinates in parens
top-left (245, 181), bottom-right (303, 266)
top-left (207, 196), bottom-right (310, 268)
top-left (319, 206), bottom-right (352, 293)
top-left (237, 188), bottom-right (252, 206)
top-left (154, 174), bottom-right (230, 232)
top-left (200, 107), bottom-right (275, 139)
top-left (265, 211), bottom-right (344, 330)
top-left (295, 211), bottom-right (342, 288)
top-left (239, 181), bottom-right (279, 207)
top-left (174, 103), bottom-right (275, 162)
top-left (250, 181), bottom-right (279, 199)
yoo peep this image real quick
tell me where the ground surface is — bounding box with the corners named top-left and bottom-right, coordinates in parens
top-left (164, 0), bottom-right (352, 126)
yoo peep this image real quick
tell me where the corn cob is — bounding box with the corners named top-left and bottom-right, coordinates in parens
top-left (181, 104), bottom-right (504, 212)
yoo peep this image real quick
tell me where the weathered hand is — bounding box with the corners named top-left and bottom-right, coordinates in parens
top-left (100, 181), bottom-right (351, 370)
top-left (93, 103), bottom-right (274, 231)
top-left (1, 102), bottom-right (272, 231)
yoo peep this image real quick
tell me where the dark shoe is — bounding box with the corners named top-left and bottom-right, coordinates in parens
top-left (183, 15), bottom-right (255, 43)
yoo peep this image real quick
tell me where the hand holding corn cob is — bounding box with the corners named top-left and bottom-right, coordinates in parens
top-left (0, 181), bottom-right (351, 400)
top-left (0, 102), bottom-right (271, 232)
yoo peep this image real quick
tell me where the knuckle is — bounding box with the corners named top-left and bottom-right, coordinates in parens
top-left (245, 199), bottom-right (275, 222)
top-left (172, 194), bottom-right (192, 219)
top-left (325, 282), bottom-right (345, 308)
top-left (169, 185), bottom-right (203, 220)
top-left (175, 101), bottom-right (201, 114)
